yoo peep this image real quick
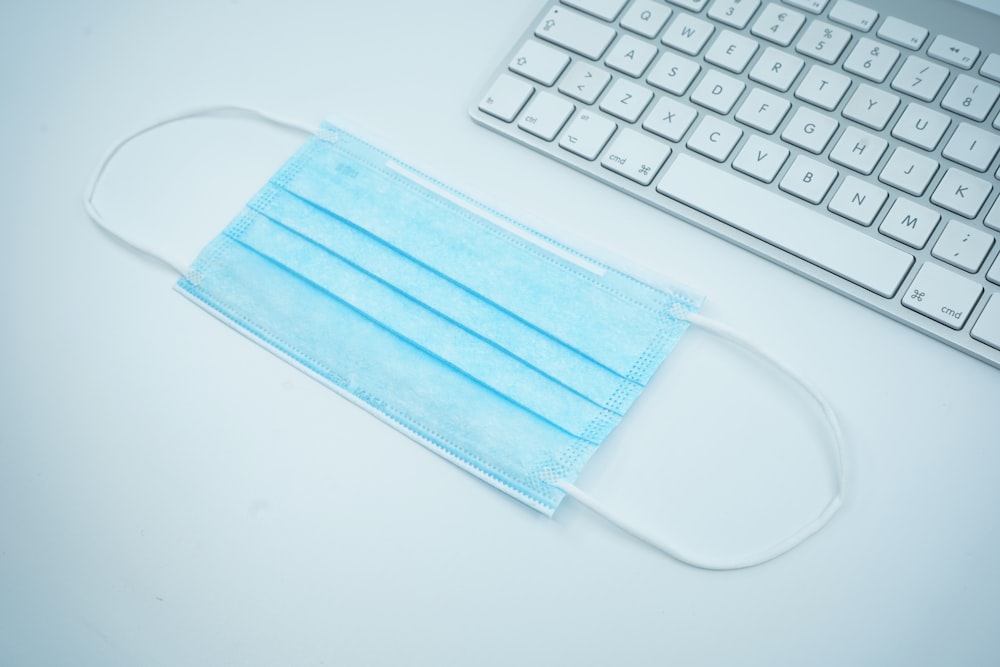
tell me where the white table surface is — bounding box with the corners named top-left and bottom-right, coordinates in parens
top-left (2, 2), bottom-right (999, 665)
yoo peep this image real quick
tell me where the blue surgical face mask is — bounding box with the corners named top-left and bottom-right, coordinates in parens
top-left (85, 108), bottom-right (845, 569)
top-left (178, 122), bottom-right (703, 515)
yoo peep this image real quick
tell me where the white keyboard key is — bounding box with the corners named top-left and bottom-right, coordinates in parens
top-left (535, 6), bottom-right (617, 60)
top-left (941, 74), bottom-right (1000, 122)
top-left (518, 91), bottom-right (575, 140)
top-left (927, 35), bottom-right (980, 70)
top-left (891, 56), bottom-right (949, 102)
top-left (931, 168), bottom-right (993, 219)
top-left (643, 96), bottom-right (699, 141)
top-left (843, 38), bottom-right (900, 83)
top-left (795, 20), bottom-right (852, 65)
top-left (829, 125), bottom-right (888, 175)
top-left (601, 128), bottom-right (672, 185)
top-left (732, 134), bottom-right (790, 182)
top-left (736, 87), bottom-right (791, 133)
top-left (751, 3), bottom-right (806, 47)
top-left (783, 0), bottom-right (830, 14)
top-left (749, 46), bottom-right (805, 91)
top-left (704, 30), bottom-right (759, 73)
top-left (794, 65), bottom-right (851, 110)
top-left (943, 123), bottom-right (1000, 173)
top-left (891, 103), bottom-right (951, 151)
top-left (780, 154), bottom-right (838, 203)
top-left (509, 40), bottom-right (571, 86)
top-left (621, 0), bottom-right (672, 38)
top-left (708, 0), bottom-right (762, 29)
top-left (686, 116), bottom-right (743, 161)
top-left (558, 61), bottom-right (612, 103)
top-left (879, 147), bottom-right (939, 196)
top-left (828, 175), bottom-right (888, 225)
top-left (647, 52), bottom-right (701, 94)
top-left (972, 295), bottom-right (1000, 351)
top-left (828, 0), bottom-right (878, 32)
top-left (877, 16), bottom-right (928, 51)
top-left (599, 78), bottom-right (654, 121)
top-left (987, 198), bottom-right (1000, 232)
top-left (903, 262), bottom-right (982, 329)
top-left (562, 0), bottom-right (629, 21)
top-left (842, 83), bottom-right (900, 130)
top-left (878, 197), bottom-right (940, 249)
top-left (690, 69), bottom-right (746, 114)
top-left (667, 0), bottom-right (710, 10)
top-left (559, 111), bottom-right (618, 159)
top-left (931, 220), bottom-right (995, 273)
top-left (662, 13), bottom-right (715, 55)
top-left (605, 34), bottom-right (659, 77)
top-left (781, 106), bottom-right (838, 153)
top-left (982, 53), bottom-right (1000, 83)
top-left (657, 154), bottom-right (914, 297)
top-left (990, 255), bottom-right (1000, 283)
top-left (479, 74), bottom-right (535, 122)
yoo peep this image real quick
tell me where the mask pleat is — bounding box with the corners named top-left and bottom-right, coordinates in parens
top-left (229, 209), bottom-right (624, 443)
top-left (249, 183), bottom-right (648, 415)
top-left (274, 134), bottom-right (690, 386)
top-left (182, 230), bottom-right (598, 511)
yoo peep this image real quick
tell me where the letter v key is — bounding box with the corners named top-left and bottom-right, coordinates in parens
top-left (733, 135), bottom-right (790, 183)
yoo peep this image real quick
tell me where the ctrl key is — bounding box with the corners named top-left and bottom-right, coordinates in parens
top-left (478, 74), bottom-right (534, 123)
top-left (902, 262), bottom-right (983, 330)
top-left (972, 295), bottom-right (1000, 351)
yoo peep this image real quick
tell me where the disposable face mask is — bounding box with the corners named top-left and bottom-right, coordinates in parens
top-left (86, 107), bottom-right (845, 570)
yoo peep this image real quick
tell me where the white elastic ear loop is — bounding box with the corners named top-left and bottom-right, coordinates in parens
top-left (556, 310), bottom-right (846, 570)
top-left (84, 105), bottom-right (315, 277)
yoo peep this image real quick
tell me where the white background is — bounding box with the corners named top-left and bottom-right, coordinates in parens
top-left (2, 1), bottom-right (999, 665)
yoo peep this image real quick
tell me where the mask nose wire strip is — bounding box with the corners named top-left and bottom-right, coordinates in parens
top-left (83, 105), bottom-right (315, 277)
top-left (555, 310), bottom-right (846, 570)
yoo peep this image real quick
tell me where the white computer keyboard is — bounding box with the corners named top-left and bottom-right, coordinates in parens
top-left (470, 0), bottom-right (1000, 369)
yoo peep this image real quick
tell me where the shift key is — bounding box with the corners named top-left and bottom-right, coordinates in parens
top-left (535, 6), bottom-right (617, 60)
